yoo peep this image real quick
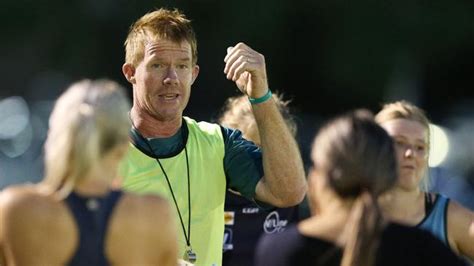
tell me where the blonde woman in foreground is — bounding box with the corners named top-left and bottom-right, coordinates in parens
top-left (0, 79), bottom-right (177, 266)
top-left (256, 110), bottom-right (466, 266)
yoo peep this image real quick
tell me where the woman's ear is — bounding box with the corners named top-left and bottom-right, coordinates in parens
top-left (308, 167), bottom-right (332, 215)
top-left (307, 167), bottom-right (320, 214)
top-left (114, 141), bottom-right (130, 159)
top-left (105, 141), bottom-right (129, 163)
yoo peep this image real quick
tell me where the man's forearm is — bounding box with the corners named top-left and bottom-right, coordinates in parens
top-left (252, 97), bottom-right (307, 207)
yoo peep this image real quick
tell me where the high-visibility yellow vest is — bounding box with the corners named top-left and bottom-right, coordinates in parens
top-left (119, 117), bottom-right (226, 266)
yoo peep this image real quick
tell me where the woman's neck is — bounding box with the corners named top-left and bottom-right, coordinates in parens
top-left (73, 164), bottom-right (115, 197)
top-left (298, 198), bottom-right (353, 245)
top-left (379, 187), bottom-right (425, 225)
top-left (74, 178), bottom-right (110, 197)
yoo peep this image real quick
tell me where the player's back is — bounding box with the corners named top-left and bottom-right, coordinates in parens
top-left (0, 185), bottom-right (177, 266)
top-left (106, 192), bottom-right (177, 266)
top-left (0, 185), bottom-right (77, 265)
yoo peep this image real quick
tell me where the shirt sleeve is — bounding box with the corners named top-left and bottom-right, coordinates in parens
top-left (221, 126), bottom-right (264, 200)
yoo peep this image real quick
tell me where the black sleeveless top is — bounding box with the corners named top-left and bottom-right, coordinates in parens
top-left (65, 190), bottom-right (122, 266)
top-left (223, 191), bottom-right (299, 266)
top-left (255, 223), bottom-right (467, 266)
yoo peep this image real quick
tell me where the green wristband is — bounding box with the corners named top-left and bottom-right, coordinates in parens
top-left (249, 90), bottom-right (272, 104)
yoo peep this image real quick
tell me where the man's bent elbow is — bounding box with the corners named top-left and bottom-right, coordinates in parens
top-left (273, 185), bottom-right (307, 208)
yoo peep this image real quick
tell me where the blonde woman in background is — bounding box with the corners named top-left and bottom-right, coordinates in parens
top-left (0, 79), bottom-right (177, 266)
top-left (256, 110), bottom-right (465, 266)
top-left (376, 101), bottom-right (474, 262)
top-left (218, 93), bottom-right (300, 266)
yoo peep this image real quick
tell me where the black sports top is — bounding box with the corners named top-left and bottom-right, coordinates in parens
top-left (256, 223), bottom-right (467, 266)
top-left (65, 190), bottom-right (122, 266)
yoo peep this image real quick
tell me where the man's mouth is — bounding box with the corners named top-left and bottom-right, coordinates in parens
top-left (159, 93), bottom-right (179, 100)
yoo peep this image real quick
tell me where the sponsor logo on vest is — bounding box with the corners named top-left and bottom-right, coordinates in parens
top-left (223, 228), bottom-right (234, 251)
top-left (263, 211), bottom-right (288, 234)
top-left (242, 207), bottom-right (259, 214)
top-left (224, 211), bottom-right (235, 225)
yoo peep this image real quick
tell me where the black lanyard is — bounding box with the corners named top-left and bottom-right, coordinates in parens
top-left (137, 125), bottom-right (196, 263)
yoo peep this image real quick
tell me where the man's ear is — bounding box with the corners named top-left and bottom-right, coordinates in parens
top-left (191, 64), bottom-right (200, 85)
top-left (122, 63), bottom-right (136, 84)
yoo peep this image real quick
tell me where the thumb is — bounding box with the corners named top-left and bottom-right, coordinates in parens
top-left (236, 72), bottom-right (250, 92)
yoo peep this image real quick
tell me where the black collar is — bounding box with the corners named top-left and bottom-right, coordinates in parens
top-left (129, 118), bottom-right (189, 159)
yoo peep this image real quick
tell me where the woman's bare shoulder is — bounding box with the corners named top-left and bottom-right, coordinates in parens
top-left (0, 185), bottom-right (56, 211)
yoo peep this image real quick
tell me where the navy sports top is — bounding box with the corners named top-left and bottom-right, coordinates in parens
top-left (255, 223), bottom-right (466, 266)
top-left (65, 190), bottom-right (122, 266)
top-left (417, 193), bottom-right (450, 247)
top-left (223, 191), bottom-right (299, 266)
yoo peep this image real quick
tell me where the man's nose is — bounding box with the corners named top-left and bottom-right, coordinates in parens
top-left (163, 67), bottom-right (179, 85)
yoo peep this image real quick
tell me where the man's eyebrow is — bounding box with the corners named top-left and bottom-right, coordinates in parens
top-left (148, 55), bottom-right (191, 62)
top-left (176, 57), bottom-right (192, 61)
